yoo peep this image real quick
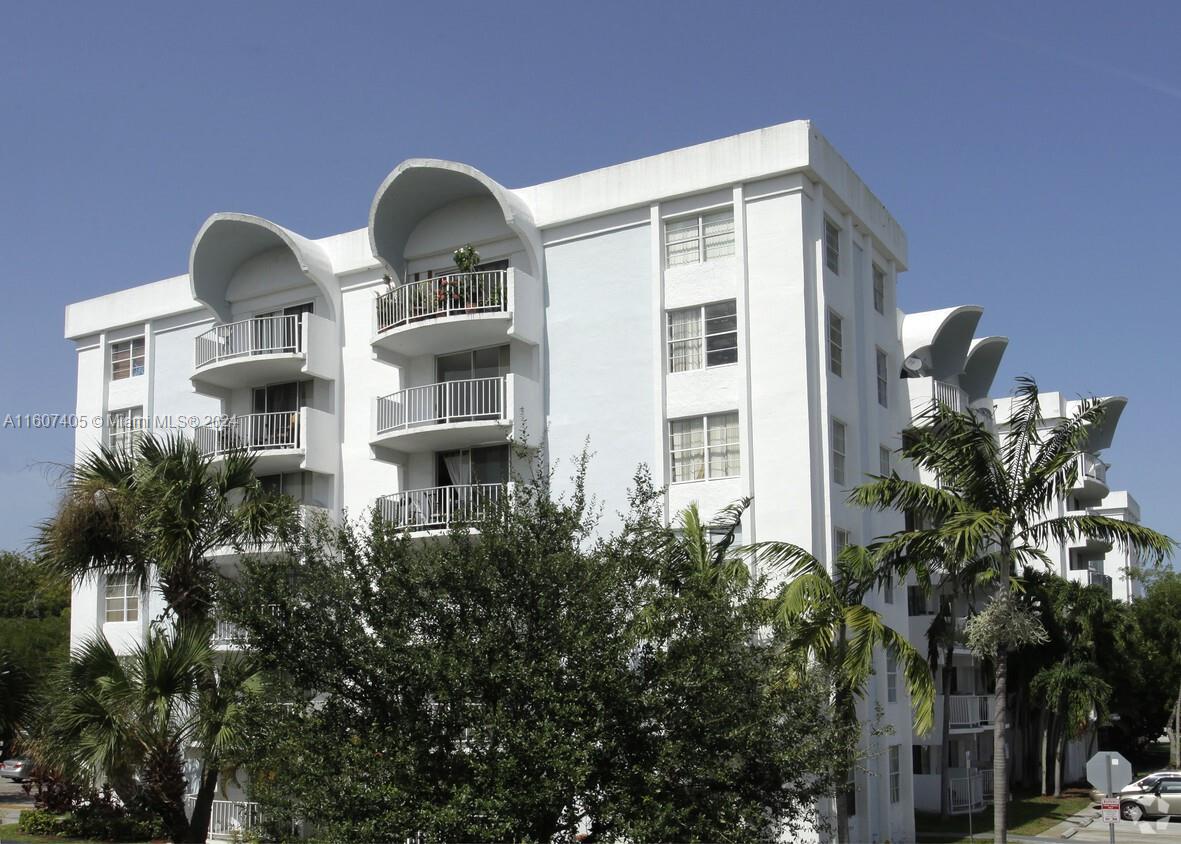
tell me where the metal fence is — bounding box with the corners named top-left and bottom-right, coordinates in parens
top-left (376, 377), bottom-right (504, 434)
top-left (375, 271), bottom-right (508, 333)
top-left (195, 314), bottom-right (301, 368)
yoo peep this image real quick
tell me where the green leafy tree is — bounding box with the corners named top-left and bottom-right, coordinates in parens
top-left (852, 378), bottom-right (1175, 843)
top-left (39, 434), bottom-right (293, 625)
top-left (32, 625), bottom-right (260, 843)
top-left (749, 540), bottom-right (935, 844)
top-left (1127, 569), bottom-right (1181, 763)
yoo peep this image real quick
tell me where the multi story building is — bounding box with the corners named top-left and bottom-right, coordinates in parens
top-left (60, 119), bottom-right (1146, 840)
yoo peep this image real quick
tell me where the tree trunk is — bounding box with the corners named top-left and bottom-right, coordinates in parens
top-left (185, 765), bottom-right (220, 844)
top-left (939, 641), bottom-right (954, 821)
top-left (1039, 709), bottom-right (1050, 796)
top-left (834, 624), bottom-right (852, 844)
top-left (1172, 680), bottom-right (1181, 768)
top-left (1054, 721), bottom-right (1065, 798)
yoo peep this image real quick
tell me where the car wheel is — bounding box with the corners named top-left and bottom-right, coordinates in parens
top-left (1122, 802), bottom-right (1145, 822)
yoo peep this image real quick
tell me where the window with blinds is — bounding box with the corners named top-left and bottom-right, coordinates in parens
top-left (111, 337), bottom-right (145, 380)
top-left (669, 412), bottom-right (740, 482)
top-left (832, 418), bottom-right (848, 485)
top-left (665, 208), bottom-right (735, 267)
top-left (666, 300), bottom-right (738, 372)
top-left (827, 310), bottom-right (843, 377)
top-left (873, 264), bottom-right (886, 314)
top-left (105, 574), bottom-right (140, 623)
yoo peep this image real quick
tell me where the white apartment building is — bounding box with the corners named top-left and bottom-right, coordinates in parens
top-left (60, 119), bottom-right (1146, 840)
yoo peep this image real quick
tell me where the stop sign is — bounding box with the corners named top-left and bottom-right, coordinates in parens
top-left (1086, 751), bottom-right (1134, 795)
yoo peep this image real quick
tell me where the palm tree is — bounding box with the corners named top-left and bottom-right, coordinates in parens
top-left (33, 624), bottom-right (260, 843)
top-left (1031, 661), bottom-right (1110, 797)
top-left (750, 540), bottom-right (935, 844)
top-left (39, 433), bottom-right (294, 626)
top-left (851, 377), bottom-right (1175, 843)
top-left (0, 653), bottom-right (30, 755)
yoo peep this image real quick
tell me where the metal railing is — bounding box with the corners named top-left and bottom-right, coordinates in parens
top-left (375, 270), bottom-right (508, 333)
top-left (948, 769), bottom-right (994, 814)
top-left (376, 483), bottom-right (504, 532)
top-left (948, 694), bottom-right (994, 730)
top-left (194, 411), bottom-right (301, 457)
top-left (1088, 569), bottom-right (1114, 590)
top-left (184, 795), bottom-right (262, 837)
top-left (195, 314), bottom-right (302, 369)
top-left (1078, 452), bottom-right (1109, 486)
top-left (934, 380), bottom-right (968, 413)
top-left (376, 377), bottom-right (505, 435)
top-left (212, 620), bottom-right (245, 647)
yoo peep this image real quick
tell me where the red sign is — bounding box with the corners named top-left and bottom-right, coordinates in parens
top-left (1101, 797), bottom-right (1120, 824)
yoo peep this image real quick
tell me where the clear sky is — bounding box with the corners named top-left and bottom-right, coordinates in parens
top-left (1, 1), bottom-right (1177, 554)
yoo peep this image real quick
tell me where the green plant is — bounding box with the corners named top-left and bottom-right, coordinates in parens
top-left (452, 243), bottom-right (480, 273)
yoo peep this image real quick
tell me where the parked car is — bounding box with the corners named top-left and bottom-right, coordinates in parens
top-left (0, 757), bottom-right (31, 782)
top-left (1119, 773), bottom-right (1181, 821)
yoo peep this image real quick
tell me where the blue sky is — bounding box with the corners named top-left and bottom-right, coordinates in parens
top-left (1, 1), bottom-right (1178, 553)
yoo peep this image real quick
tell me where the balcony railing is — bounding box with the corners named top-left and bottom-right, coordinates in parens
top-left (948, 768), bottom-right (994, 814)
top-left (375, 271), bottom-right (508, 334)
top-left (1077, 452), bottom-right (1108, 486)
top-left (377, 483), bottom-right (505, 532)
top-left (1088, 569), bottom-right (1113, 590)
top-left (376, 377), bottom-right (505, 435)
top-left (195, 315), bottom-right (302, 369)
top-left (194, 411), bottom-right (300, 457)
top-left (934, 380), bottom-right (968, 413)
top-left (948, 694), bottom-right (994, 730)
top-left (184, 795), bottom-right (262, 836)
top-left (212, 620), bottom-right (246, 648)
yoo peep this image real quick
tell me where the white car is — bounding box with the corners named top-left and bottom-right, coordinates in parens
top-left (0, 758), bottom-right (32, 782)
top-left (1117, 772), bottom-right (1181, 822)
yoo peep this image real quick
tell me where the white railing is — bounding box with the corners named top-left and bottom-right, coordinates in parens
top-left (377, 483), bottom-right (504, 532)
top-left (376, 377), bottom-right (505, 435)
top-left (1088, 569), bottom-right (1113, 590)
top-left (934, 380), bottom-right (968, 413)
top-left (948, 694), bottom-right (994, 729)
top-left (195, 315), bottom-right (302, 369)
top-left (194, 411), bottom-right (301, 457)
top-left (184, 795), bottom-right (262, 837)
top-left (948, 773), bottom-right (986, 814)
top-left (1078, 452), bottom-right (1108, 486)
top-left (212, 620), bottom-right (245, 647)
top-left (375, 270), bottom-right (508, 333)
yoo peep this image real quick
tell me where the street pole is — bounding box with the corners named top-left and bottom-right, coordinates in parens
top-left (1105, 752), bottom-right (1115, 844)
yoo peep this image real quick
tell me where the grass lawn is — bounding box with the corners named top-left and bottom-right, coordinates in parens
top-left (0, 823), bottom-right (135, 844)
top-left (915, 790), bottom-right (1093, 842)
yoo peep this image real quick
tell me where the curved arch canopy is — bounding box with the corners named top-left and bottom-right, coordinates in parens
top-left (961, 336), bottom-right (1008, 402)
top-left (901, 305), bottom-right (984, 382)
top-left (369, 159), bottom-right (542, 279)
top-left (190, 213), bottom-right (338, 323)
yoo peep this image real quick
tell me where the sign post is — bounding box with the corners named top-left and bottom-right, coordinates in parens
top-left (1086, 751), bottom-right (1133, 844)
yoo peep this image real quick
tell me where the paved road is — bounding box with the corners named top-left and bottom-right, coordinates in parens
top-left (0, 778), bottom-right (32, 825)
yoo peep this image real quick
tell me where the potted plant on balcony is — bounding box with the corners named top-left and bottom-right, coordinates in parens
top-left (441, 244), bottom-right (481, 311)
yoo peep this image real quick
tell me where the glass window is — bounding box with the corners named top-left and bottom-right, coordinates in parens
top-left (876, 349), bottom-right (889, 407)
top-left (667, 301), bottom-right (738, 372)
top-left (107, 406), bottom-right (144, 453)
top-left (834, 527), bottom-right (852, 555)
top-left (887, 651), bottom-right (898, 703)
top-left (889, 745), bottom-right (902, 803)
top-left (884, 576), bottom-right (894, 605)
top-left (831, 418), bottom-right (847, 485)
top-left (665, 208), bottom-right (735, 267)
top-left (873, 264), bottom-right (886, 314)
top-left (104, 574), bottom-right (139, 623)
top-left (879, 445), bottom-right (891, 477)
top-left (828, 310), bottom-right (843, 377)
top-left (111, 338), bottom-right (145, 380)
top-left (669, 413), bottom-right (740, 482)
top-left (824, 218), bottom-right (840, 274)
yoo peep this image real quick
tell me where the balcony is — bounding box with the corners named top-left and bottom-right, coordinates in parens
top-left (948, 769), bottom-right (994, 814)
top-left (371, 269), bottom-right (541, 357)
top-left (192, 313), bottom-right (335, 390)
top-left (947, 694), bottom-right (994, 731)
top-left (376, 483), bottom-right (506, 534)
top-left (907, 376), bottom-right (968, 417)
top-left (372, 376), bottom-right (514, 452)
top-left (183, 795), bottom-right (262, 837)
top-left (194, 408), bottom-right (336, 474)
top-left (1070, 452), bottom-right (1109, 496)
top-left (211, 619), bottom-right (246, 649)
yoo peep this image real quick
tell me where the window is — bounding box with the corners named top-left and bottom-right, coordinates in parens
top-left (876, 349), bottom-right (889, 407)
top-left (889, 745), bottom-right (902, 803)
top-left (669, 412), bottom-right (740, 482)
top-left (879, 445), bottom-right (891, 477)
top-left (908, 585), bottom-right (932, 616)
top-left (665, 208), bottom-right (735, 267)
top-left (873, 264), bottom-right (886, 314)
top-left (834, 527), bottom-right (852, 555)
top-left (886, 651), bottom-right (898, 703)
top-left (107, 406), bottom-right (144, 453)
top-left (259, 472), bottom-right (313, 504)
top-left (1160, 779), bottom-right (1181, 794)
top-left (883, 577), bottom-right (894, 604)
top-left (831, 418), bottom-right (847, 485)
top-left (667, 301), bottom-right (738, 372)
top-left (827, 310), bottom-right (843, 377)
top-left (111, 337), bottom-right (145, 380)
top-left (913, 744), bottom-right (938, 776)
top-left (104, 574), bottom-right (139, 623)
top-left (824, 218), bottom-right (840, 274)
